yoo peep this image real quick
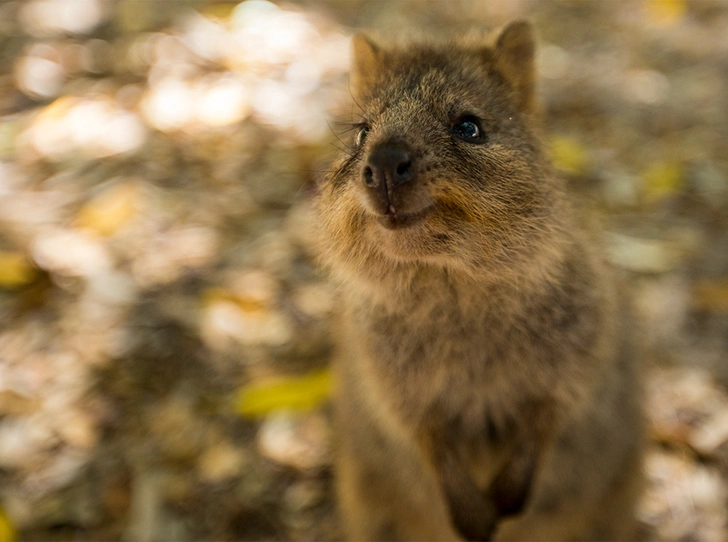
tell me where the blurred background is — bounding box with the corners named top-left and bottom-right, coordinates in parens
top-left (0, 0), bottom-right (726, 540)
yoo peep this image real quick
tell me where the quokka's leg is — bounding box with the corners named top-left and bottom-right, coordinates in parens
top-left (335, 367), bottom-right (462, 541)
top-left (494, 373), bottom-right (644, 541)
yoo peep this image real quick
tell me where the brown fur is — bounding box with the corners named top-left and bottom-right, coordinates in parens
top-left (316, 21), bottom-right (644, 541)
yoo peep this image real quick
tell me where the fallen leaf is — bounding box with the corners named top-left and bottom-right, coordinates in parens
top-left (202, 287), bottom-right (267, 313)
top-left (649, 418), bottom-right (692, 447)
top-left (236, 370), bottom-right (332, 418)
top-left (642, 161), bottom-right (683, 202)
top-left (645, 0), bottom-right (687, 26)
top-left (115, 0), bottom-right (156, 33)
top-left (200, 3), bottom-right (236, 19)
top-left (689, 409), bottom-right (728, 457)
top-left (0, 251), bottom-right (36, 288)
top-left (0, 119), bottom-right (19, 159)
top-left (0, 390), bottom-right (42, 416)
top-left (34, 96), bottom-right (76, 122)
top-left (605, 233), bottom-right (681, 273)
top-left (257, 411), bottom-right (330, 470)
top-left (550, 135), bottom-right (589, 175)
top-left (692, 278), bottom-right (728, 312)
top-left (0, 505), bottom-right (14, 542)
top-left (75, 180), bottom-right (140, 236)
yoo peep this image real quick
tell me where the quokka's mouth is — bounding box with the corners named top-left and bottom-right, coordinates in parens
top-left (376, 205), bottom-right (434, 230)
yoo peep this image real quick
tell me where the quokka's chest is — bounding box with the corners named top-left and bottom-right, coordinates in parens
top-left (360, 321), bottom-right (521, 428)
top-left (354, 296), bottom-right (563, 437)
top-left (360, 302), bottom-right (528, 392)
top-left (362, 301), bottom-right (499, 364)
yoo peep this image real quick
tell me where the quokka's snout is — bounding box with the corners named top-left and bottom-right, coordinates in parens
top-left (361, 142), bottom-right (414, 215)
top-left (359, 139), bottom-right (436, 230)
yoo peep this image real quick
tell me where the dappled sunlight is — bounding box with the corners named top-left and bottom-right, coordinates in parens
top-left (141, 75), bottom-right (251, 132)
top-left (13, 0), bottom-right (350, 151)
top-left (19, 0), bottom-right (109, 37)
top-left (15, 43), bottom-right (66, 99)
top-left (0, 0), bottom-right (726, 540)
top-left (21, 96), bottom-right (146, 159)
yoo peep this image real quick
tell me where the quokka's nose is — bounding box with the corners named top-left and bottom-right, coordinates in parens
top-left (361, 146), bottom-right (413, 212)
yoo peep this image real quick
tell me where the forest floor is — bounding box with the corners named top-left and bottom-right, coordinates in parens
top-left (0, 0), bottom-right (727, 540)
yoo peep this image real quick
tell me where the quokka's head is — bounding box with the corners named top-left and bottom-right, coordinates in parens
top-left (317, 22), bottom-right (569, 286)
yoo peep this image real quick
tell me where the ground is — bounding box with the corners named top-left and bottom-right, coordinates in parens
top-left (0, 0), bottom-right (727, 540)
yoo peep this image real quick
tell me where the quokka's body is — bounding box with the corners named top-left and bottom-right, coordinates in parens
top-left (316, 21), bottom-right (644, 541)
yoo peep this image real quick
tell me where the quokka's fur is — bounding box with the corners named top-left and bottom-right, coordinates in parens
top-left (315, 21), bottom-right (644, 541)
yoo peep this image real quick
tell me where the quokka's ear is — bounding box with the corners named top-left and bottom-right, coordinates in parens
top-left (350, 34), bottom-right (382, 100)
top-left (493, 20), bottom-right (537, 112)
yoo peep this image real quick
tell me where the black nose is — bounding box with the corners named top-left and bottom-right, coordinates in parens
top-left (361, 145), bottom-right (413, 213)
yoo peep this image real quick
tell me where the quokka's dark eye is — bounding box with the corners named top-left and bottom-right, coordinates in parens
top-left (452, 116), bottom-right (485, 142)
top-left (356, 126), bottom-right (369, 146)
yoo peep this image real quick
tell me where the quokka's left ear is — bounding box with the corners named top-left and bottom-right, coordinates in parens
top-left (350, 33), bottom-right (383, 102)
top-left (493, 20), bottom-right (537, 112)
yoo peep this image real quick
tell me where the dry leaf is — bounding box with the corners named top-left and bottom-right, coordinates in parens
top-left (645, 0), bottom-right (687, 26)
top-left (550, 135), bottom-right (589, 175)
top-left (0, 391), bottom-right (42, 416)
top-left (75, 181), bottom-right (140, 236)
top-left (236, 370), bottom-right (332, 418)
top-left (202, 287), bottom-right (267, 313)
top-left (689, 409), bottom-right (728, 457)
top-left (642, 161), bottom-right (683, 202)
top-left (692, 278), bottom-right (728, 312)
top-left (0, 251), bottom-right (36, 288)
top-left (605, 233), bottom-right (680, 273)
top-left (0, 506), bottom-right (14, 542)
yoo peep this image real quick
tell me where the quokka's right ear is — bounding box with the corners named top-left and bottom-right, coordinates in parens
top-left (350, 34), bottom-right (382, 100)
top-left (493, 20), bottom-right (537, 113)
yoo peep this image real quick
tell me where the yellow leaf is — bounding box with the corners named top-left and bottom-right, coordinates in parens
top-left (75, 181), bottom-right (140, 236)
top-left (0, 506), bottom-right (15, 542)
top-left (200, 3), bottom-right (236, 20)
top-left (236, 370), bottom-right (332, 418)
top-left (115, 0), bottom-right (155, 33)
top-left (692, 278), bottom-right (728, 312)
top-left (0, 120), bottom-right (19, 159)
top-left (550, 136), bottom-right (589, 175)
top-left (642, 162), bottom-right (683, 202)
top-left (0, 251), bottom-right (36, 288)
top-left (202, 287), bottom-right (267, 313)
top-left (36, 96), bottom-right (77, 122)
top-left (646, 0), bottom-right (687, 26)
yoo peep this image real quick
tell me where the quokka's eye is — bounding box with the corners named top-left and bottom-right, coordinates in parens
top-left (452, 116), bottom-right (485, 142)
top-left (356, 126), bottom-right (369, 146)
